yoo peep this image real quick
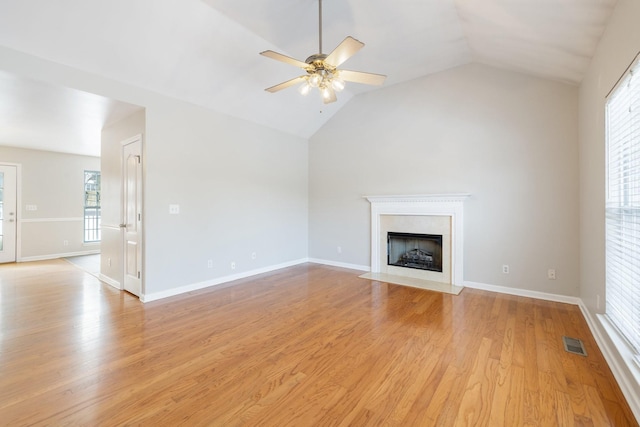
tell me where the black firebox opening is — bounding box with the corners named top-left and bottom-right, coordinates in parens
top-left (387, 232), bottom-right (443, 272)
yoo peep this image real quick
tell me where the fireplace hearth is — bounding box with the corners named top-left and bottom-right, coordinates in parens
top-left (387, 232), bottom-right (443, 272)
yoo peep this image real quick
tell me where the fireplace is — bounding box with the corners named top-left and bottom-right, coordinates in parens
top-left (387, 232), bottom-right (443, 272)
top-left (364, 194), bottom-right (470, 287)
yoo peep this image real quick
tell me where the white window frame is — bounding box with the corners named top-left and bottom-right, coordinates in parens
top-left (604, 52), bottom-right (640, 374)
top-left (84, 170), bottom-right (101, 243)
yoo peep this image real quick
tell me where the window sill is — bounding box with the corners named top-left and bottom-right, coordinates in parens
top-left (83, 241), bottom-right (101, 247)
top-left (597, 314), bottom-right (640, 387)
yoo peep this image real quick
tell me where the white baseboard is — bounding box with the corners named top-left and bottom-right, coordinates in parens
top-left (141, 258), bottom-right (369, 303)
top-left (307, 258), bottom-right (370, 272)
top-left (141, 258), bottom-right (309, 303)
top-left (578, 303), bottom-right (640, 422)
top-left (19, 249), bottom-right (101, 262)
top-left (98, 274), bottom-right (121, 290)
top-left (463, 280), bottom-right (581, 305)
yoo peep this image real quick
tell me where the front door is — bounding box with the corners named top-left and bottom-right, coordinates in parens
top-left (0, 165), bottom-right (17, 263)
top-left (122, 137), bottom-right (143, 296)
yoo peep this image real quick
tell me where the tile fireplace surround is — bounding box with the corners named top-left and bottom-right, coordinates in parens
top-left (364, 194), bottom-right (470, 290)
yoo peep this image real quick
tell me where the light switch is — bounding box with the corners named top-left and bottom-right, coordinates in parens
top-left (25, 204), bottom-right (38, 211)
top-left (169, 204), bottom-right (180, 214)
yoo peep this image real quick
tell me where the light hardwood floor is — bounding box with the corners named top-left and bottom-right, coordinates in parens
top-left (0, 260), bottom-right (636, 426)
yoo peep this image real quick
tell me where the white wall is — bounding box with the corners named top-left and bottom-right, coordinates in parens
top-left (578, 0), bottom-right (640, 313)
top-left (0, 45), bottom-right (309, 298)
top-left (0, 145), bottom-right (100, 259)
top-left (309, 63), bottom-right (580, 296)
top-left (578, 0), bottom-right (640, 410)
top-left (144, 96), bottom-right (308, 296)
top-left (0, 47), bottom-right (308, 296)
top-left (0, 39), bottom-right (580, 302)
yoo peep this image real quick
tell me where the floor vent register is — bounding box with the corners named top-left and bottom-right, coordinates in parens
top-left (562, 336), bottom-right (587, 356)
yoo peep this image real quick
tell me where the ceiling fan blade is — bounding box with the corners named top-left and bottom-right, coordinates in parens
top-left (260, 50), bottom-right (309, 69)
top-left (323, 87), bottom-right (337, 104)
top-left (325, 36), bottom-right (364, 67)
top-left (338, 69), bottom-right (386, 86)
top-left (265, 76), bottom-right (307, 93)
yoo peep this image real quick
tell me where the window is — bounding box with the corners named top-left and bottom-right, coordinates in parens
top-left (84, 171), bottom-right (101, 242)
top-left (605, 54), bottom-right (640, 364)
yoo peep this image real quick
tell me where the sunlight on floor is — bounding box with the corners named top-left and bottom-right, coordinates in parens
top-left (65, 254), bottom-right (100, 276)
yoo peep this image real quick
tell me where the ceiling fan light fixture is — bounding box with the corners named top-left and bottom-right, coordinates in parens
top-left (308, 73), bottom-right (322, 88)
top-left (299, 81), bottom-right (312, 96)
top-left (320, 85), bottom-right (332, 100)
top-left (331, 77), bottom-right (345, 92)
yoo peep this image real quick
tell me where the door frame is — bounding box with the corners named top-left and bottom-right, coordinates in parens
top-left (120, 134), bottom-right (144, 298)
top-left (0, 162), bottom-right (22, 262)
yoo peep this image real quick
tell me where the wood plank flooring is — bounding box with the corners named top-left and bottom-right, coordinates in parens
top-left (0, 260), bottom-right (636, 426)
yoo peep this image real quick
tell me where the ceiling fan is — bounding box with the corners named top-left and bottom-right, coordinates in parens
top-left (259, 0), bottom-right (386, 104)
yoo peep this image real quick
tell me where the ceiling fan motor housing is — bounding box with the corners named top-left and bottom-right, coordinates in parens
top-left (305, 54), bottom-right (335, 71)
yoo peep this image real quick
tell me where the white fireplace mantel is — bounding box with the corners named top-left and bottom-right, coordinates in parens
top-left (365, 193), bottom-right (470, 286)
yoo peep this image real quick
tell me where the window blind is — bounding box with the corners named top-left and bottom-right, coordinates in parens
top-left (605, 55), bottom-right (640, 362)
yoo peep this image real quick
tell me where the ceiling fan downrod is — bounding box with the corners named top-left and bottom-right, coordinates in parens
top-left (318, 0), bottom-right (323, 54)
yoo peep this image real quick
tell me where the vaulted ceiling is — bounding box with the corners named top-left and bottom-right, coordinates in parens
top-left (0, 0), bottom-right (617, 156)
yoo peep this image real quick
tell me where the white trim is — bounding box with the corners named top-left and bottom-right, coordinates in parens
top-left (121, 133), bottom-right (143, 146)
top-left (578, 304), bottom-right (640, 422)
top-left (307, 258), bottom-right (370, 272)
top-left (16, 164), bottom-right (22, 262)
top-left (365, 194), bottom-right (472, 204)
top-left (121, 134), bottom-right (143, 298)
top-left (464, 280), bottom-right (581, 305)
top-left (21, 217), bottom-right (84, 223)
top-left (18, 249), bottom-right (100, 262)
top-left (365, 193), bottom-right (470, 286)
top-left (0, 162), bottom-right (21, 262)
top-left (141, 258), bottom-right (309, 303)
top-left (98, 274), bottom-right (122, 290)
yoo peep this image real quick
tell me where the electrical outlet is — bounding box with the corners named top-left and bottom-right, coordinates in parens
top-left (547, 269), bottom-right (556, 280)
top-left (502, 265), bottom-right (509, 274)
top-left (169, 204), bottom-right (180, 214)
top-left (251, 252), bottom-right (256, 260)
top-left (207, 260), bottom-right (213, 268)
top-left (337, 246), bottom-right (342, 254)
top-left (63, 240), bottom-right (69, 246)
top-left (108, 258), bottom-right (112, 267)
top-left (231, 262), bottom-right (236, 270)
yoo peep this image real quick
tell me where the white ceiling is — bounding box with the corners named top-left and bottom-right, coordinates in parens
top-left (0, 0), bottom-right (617, 156)
top-left (0, 71), bottom-right (142, 157)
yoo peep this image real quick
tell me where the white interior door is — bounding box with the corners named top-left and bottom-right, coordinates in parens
top-left (0, 165), bottom-right (17, 263)
top-left (122, 137), bottom-right (143, 296)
